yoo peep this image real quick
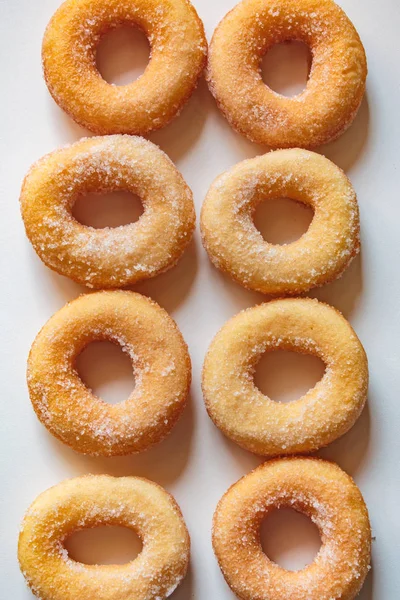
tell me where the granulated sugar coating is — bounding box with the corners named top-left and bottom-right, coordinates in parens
top-left (42, 0), bottom-right (207, 135)
top-left (207, 0), bottom-right (367, 148)
top-left (201, 149), bottom-right (360, 295)
top-left (20, 135), bottom-right (195, 289)
top-left (18, 474), bottom-right (190, 600)
top-left (202, 297), bottom-right (368, 456)
top-left (27, 291), bottom-right (191, 456)
top-left (213, 457), bottom-right (371, 600)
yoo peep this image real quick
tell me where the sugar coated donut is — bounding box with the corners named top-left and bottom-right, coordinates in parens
top-left (207, 0), bottom-right (367, 148)
top-left (202, 298), bottom-right (368, 456)
top-left (20, 135), bottom-right (195, 289)
top-left (201, 149), bottom-right (360, 295)
top-left (42, 0), bottom-right (207, 135)
top-left (19, 474), bottom-right (190, 600)
top-left (213, 457), bottom-right (371, 600)
top-left (27, 291), bottom-right (191, 456)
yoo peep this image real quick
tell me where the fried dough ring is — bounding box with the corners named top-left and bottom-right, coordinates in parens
top-left (19, 475), bottom-right (190, 600)
top-left (213, 457), bottom-right (371, 600)
top-left (20, 135), bottom-right (195, 289)
top-left (201, 149), bottom-right (360, 295)
top-left (27, 291), bottom-right (191, 456)
top-left (202, 298), bottom-right (368, 456)
top-left (207, 0), bottom-right (367, 148)
top-left (42, 0), bottom-right (207, 135)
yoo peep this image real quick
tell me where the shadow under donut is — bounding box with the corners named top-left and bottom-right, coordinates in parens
top-left (39, 390), bottom-right (195, 487)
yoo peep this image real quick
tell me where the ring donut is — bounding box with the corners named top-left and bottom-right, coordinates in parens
top-left (20, 135), bottom-right (195, 289)
top-left (207, 0), bottom-right (367, 148)
top-left (27, 291), bottom-right (191, 456)
top-left (42, 0), bottom-right (207, 135)
top-left (213, 457), bottom-right (371, 600)
top-left (19, 474), bottom-right (190, 600)
top-left (202, 298), bottom-right (368, 456)
top-left (201, 149), bottom-right (360, 295)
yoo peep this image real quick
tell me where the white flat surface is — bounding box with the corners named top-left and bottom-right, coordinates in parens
top-left (1, 0), bottom-right (399, 597)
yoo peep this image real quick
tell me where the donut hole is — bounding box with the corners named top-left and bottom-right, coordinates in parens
top-left (72, 190), bottom-right (144, 229)
top-left (253, 197), bottom-right (313, 244)
top-left (261, 41), bottom-right (311, 97)
top-left (254, 350), bottom-right (325, 403)
top-left (76, 341), bottom-right (136, 404)
top-left (64, 525), bottom-right (142, 565)
top-left (96, 25), bottom-right (150, 85)
top-left (260, 507), bottom-right (321, 570)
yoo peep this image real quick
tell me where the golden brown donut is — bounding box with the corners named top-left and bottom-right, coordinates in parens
top-left (213, 457), bottom-right (371, 600)
top-left (42, 0), bottom-right (207, 135)
top-left (201, 149), bottom-right (360, 295)
top-left (20, 135), bottom-right (195, 289)
top-left (202, 298), bottom-right (368, 456)
top-left (19, 474), bottom-right (190, 600)
top-left (27, 291), bottom-right (191, 456)
top-left (207, 0), bottom-right (367, 148)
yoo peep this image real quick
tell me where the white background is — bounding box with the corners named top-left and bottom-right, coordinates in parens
top-left (1, 0), bottom-right (399, 597)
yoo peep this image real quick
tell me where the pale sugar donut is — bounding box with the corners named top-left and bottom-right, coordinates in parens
top-left (201, 149), bottom-right (360, 295)
top-left (213, 457), bottom-right (371, 600)
top-left (20, 135), bottom-right (195, 289)
top-left (207, 0), bottom-right (367, 148)
top-left (42, 0), bottom-right (207, 135)
top-left (27, 291), bottom-right (191, 456)
top-left (202, 298), bottom-right (368, 456)
top-left (18, 474), bottom-right (190, 600)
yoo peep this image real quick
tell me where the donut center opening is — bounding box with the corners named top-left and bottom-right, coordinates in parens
top-left (261, 41), bottom-right (311, 97)
top-left (76, 341), bottom-right (136, 404)
top-left (260, 508), bottom-right (321, 571)
top-left (96, 25), bottom-right (150, 85)
top-left (253, 197), bottom-right (313, 244)
top-left (254, 350), bottom-right (325, 403)
top-left (72, 190), bottom-right (144, 229)
top-left (64, 526), bottom-right (142, 565)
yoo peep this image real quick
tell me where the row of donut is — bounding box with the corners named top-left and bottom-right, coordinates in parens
top-left (21, 136), bottom-right (360, 295)
top-left (42, 0), bottom-right (367, 149)
top-left (26, 291), bottom-right (367, 458)
top-left (19, 458), bottom-right (371, 600)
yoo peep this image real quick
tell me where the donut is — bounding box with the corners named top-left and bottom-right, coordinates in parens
top-left (207, 0), bottom-right (367, 148)
top-left (202, 298), bottom-right (368, 456)
top-left (27, 291), bottom-right (191, 456)
top-left (20, 135), bottom-right (195, 289)
top-left (18, 474), bottom-right (190, 600)
top-left (42, 0), bottom-right (207, 135)
top-left (201, 149), bottom-right (360, 295)
top-left (213, 457), bottom-right (371, 600)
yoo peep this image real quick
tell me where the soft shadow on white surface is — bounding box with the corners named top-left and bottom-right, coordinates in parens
top-left (65, 526), bottom-right (142, 565)
top-left (96, 25), bottom-right (150, 86)
top-left (76, 341), bottom-right (136, 405)
top-left (260, 508), bottom-right (321, 570)
top-left (72, 190), bottom-right (143, 228)
top-left (29, 234), bottom-right (198, 314)
top-left (318, 402), bottom-right (371, 477)
top-left (171, 564), bottom-right (193, 600)
top-left (149, 78), bottom-right (210, 162)
top-left (135, 238), bottom-right (198, 313)
top-left (253, 197), bottom-right (313, 244)
top-left (39, 392), bottom-right (195, 486)
top-left (261, 41), bottom-right (311, 97)
top-left (254, 350), bottom-right (326, 403)
top-left (318, 95), bottom-right (370, 173)
top-left (311, 253), bottom-right (363, 318)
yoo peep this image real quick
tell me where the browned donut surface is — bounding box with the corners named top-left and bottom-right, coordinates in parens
top-left (207, 0), bottom-right (367, 148)
top-left (19, 475), bottom-right (190, 600)
top-left (42, 0), bottom-right (207, 135)
top-left (27, 291), bottom-right (191, 456)
top-left (213, 457), bottom-right (371, 600)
